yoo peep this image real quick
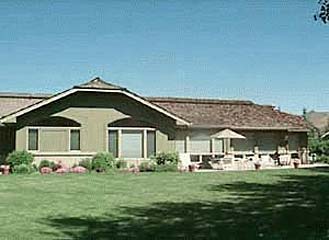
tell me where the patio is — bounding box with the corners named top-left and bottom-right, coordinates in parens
top-left (180, 128), bottom-right (309, 171)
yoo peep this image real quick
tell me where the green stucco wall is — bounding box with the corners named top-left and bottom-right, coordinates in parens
top-left (15, 92), bottom-right (177, 155)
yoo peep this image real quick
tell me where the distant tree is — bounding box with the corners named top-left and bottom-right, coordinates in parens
top-left (302, 107), bottom-right (307, 120)
top-left (314, 0), bottom-right (329, 24)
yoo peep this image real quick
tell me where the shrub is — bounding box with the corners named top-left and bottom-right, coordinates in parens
top-left (79, 159), bottom-right (92, 172)
top-left (316, 155), bottom-right (329, 163)
top-left (155, 163), bottom-right (178, 172)
top-left (152, 152), bottom-right (179, 165)
top-left (32, 164), bottom-right (38, 172)
top-left (309, 139), bottom-right (329, 156)
top-left (116, 159), bottom-right (127, 169)
top-left (12, 164), bottom-right (31, 174)
top-left (6, 150), bottom-right (34, 169)
top-left (139, 161), bottom-right (156, 172)
top-left (38, 160), bottom-right (56, 171)
top-left (92, 152), bottom-right (115, 172)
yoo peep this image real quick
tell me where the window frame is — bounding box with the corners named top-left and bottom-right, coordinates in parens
top-left (26, 126), bottom-right (81, 153)
top-left (107, 127), bottom-right (156, 160)
top-left (69, 128), bottom-right (81, 152)
top-left (147, 130), bottom-right (156, 158)
top-left (27, 127), bottom-right (40, 152)
top-left (108, 129), bottom-right (119, 158)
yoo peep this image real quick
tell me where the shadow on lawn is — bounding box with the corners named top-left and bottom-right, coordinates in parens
top-left (43, 168), bottom-right (329, 240)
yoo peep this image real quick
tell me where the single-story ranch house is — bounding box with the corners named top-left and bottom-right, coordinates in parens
top-left (0, 77), bottom-right (309, 167)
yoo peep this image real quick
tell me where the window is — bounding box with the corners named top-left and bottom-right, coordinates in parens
top-left (108, 128), bottom-right (156, 159)
top-left (108, 130), bottom-right (118, 157)
top-left (190, 155), bottom-right (201, 162)
top-left (147, 131), bottom-right (156, 157)
top-left (121, 130), bottom-right (143, 158)
top-left (41, 129), bottom-right (68, 152)
top-left (190, 139), bottom-right (211, 153)
top-left (70, 129), bottom-right (80, 151)
top-left (28, 129), bottom-right (39, 151)
top-left (214, 139), bottom-right (224, 153)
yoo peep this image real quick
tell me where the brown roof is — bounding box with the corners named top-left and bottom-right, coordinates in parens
top-left (146, 97), bottom-right (308, 130)
top-left (74, 77), bottom-right (124, 90)
top-left (0, 78), bottom-right (308, 131)
top-left (0, 93), bottom-right (50, 118)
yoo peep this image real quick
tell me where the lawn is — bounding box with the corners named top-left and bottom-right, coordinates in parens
top-left (1, 168), bottom-right (329, 239)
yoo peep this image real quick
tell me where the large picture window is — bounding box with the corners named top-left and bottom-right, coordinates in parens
top-left (108, 128), bottom-right (156, 159)
top-left (27, 127), bottom-right (80, 152)
top-left (28, 129), bottom-right (39, 151)
top-left (122, 130), bottom-right (143, 158)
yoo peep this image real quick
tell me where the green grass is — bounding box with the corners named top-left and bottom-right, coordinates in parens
top-left (1, 168), bottom-right (329, 239)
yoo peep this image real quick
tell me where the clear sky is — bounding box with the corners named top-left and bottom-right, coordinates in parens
top-left (0, 1), bottom-right (328, 114)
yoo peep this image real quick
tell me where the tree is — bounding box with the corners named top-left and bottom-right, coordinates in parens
top-left (314, 0), bottom-right (329, 24)
top-left (302, 107), bottom-right (307, 120)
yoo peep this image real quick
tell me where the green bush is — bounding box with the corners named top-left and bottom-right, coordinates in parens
top-left (79, 159), bottom-right (92, 172)
top-left (6, 150), bottom-right (34, 169)
top-left (316, 155), bottom-right (329, 163)
top-left (139, 161), bottom-right (156, 172)
top-left (38, 160), bottom-right (56, 171)
top-left (116, 159), bottom-right (127, 169)
top-left (32, 164), bottom-right (38, 172)
top-left (309, 139), bottom-right (329, 156)
top-left (12, 164), bottom-right (31, 174)
top-left (155, 163), bottom-right (178, 172)
top-left (92, 152), bottom-right (115, 172)
top-left (152, 152), bottom-right (179, 165)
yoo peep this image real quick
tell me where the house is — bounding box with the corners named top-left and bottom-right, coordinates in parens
top-left (0, 77), bottom-right (309, 166)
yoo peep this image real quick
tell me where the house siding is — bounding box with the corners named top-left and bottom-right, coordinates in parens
top-left (14, 92), bottom-right (176, 161)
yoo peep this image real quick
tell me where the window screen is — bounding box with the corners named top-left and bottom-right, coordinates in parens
top-left (70, 129), bottom-right (80, 151)
top-left (190, 139), bottom-right (210, 153)
top-left (28, 129), bottom-right (39, 151)
top-left (108, 130), bottom-right (118, 157)
top-left (214, 139), bottom-right (224, 153)
top-left (121, 130), bottom-right (143, 158)
top-left (147, 131), bottom-right (156, 157)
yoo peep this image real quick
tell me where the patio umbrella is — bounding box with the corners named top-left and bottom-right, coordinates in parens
top-left (211, 129), bottom-right (246, 154)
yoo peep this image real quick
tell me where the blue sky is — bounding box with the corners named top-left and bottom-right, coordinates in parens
top-left (0, 0), bottom-right (328, 114)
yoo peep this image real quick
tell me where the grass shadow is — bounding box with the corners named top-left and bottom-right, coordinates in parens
top-left (42, 169), bottom-right (329, 239)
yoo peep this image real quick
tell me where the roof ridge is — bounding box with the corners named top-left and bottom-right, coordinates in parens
top-left (0, 92), bottom-right (51, 99)
top-left (146, 96), bottom-right (254, 105)
top-left (74, 77), bottom-right (124, 90)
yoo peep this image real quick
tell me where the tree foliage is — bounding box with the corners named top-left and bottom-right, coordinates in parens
top-left (314, 0), bottom-right (329, 24)
top-left (309, 138), bottom-right (329, 156)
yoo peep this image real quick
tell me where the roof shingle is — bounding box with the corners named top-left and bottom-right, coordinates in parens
top-left (0, 81), bottom-right (308, 131)
top-left (0, 93), bottom-right (50, 118)
top-left (147, 97), bottom-right (308, 130)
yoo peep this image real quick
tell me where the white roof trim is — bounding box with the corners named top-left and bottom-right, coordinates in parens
top-left (0, 88), bottom-right (190, 125)
top-left (321, 132), bottom-right (329, 139)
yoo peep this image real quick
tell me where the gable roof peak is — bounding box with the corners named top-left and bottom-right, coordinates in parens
top-left (74, 77), bottom-right (124, 90)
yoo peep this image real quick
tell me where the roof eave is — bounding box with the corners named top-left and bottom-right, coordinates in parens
top-left (0, 88), bottom-right (191, 126)
top-left (187, 124), bottom-right (309, 132)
